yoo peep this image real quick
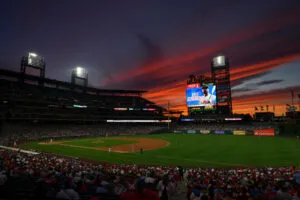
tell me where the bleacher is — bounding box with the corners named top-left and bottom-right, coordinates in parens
top-left (0, 69), bottom-right (166, 122)
top-left (0, 149), bottom-right (299, 200)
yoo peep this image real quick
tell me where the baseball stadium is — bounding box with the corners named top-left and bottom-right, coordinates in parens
top-left (1, 52), bottom-right (300, 200)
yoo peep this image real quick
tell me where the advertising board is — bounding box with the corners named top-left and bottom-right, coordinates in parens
top-left (200, 130), bottom-right (210, 134)
top-left (254, 128), bottom-right (275, 136)
top-left (233, 130), bottom-right (246, 135)
top-left (214, 130), bottom-right (225, 135)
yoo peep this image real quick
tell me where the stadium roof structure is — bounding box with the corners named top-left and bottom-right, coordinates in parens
top-left (0, 69), bottom-right (147, 95)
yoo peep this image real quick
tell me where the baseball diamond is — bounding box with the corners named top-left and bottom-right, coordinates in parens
top-left (24, 134), bottom-right (300, 167)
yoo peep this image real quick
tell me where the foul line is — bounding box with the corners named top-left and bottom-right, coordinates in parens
top-left (0, 145), bottom-right (40, 155)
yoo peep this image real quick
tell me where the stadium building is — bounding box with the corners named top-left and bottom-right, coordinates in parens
top-left (0, 53), bottom-right (298, 200)
top-left (0, 53), bottom-right (170, 133)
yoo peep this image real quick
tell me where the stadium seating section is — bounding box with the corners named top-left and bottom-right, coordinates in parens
top-left (0, 73), bottom-right (165, 121)
top-left (0, 149), bottom-right (299, 200)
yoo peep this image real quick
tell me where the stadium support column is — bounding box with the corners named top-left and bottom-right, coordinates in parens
top-left (211, 55), bottom-right (232, 115)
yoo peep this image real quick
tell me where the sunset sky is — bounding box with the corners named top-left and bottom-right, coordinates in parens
top-left (0, 0), bottom-right (300, 116)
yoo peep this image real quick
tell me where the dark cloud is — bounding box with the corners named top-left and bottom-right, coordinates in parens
top-left (255, 79), bottom-right (283, 86)
top-left (235, 85), bottom-right (300, 101)
top-left (136, 34), bottom-right (164, 65)
top-left (231, 71), bottom-right (271, 87)
top-left (232, 88), bottom-right (255, 93)
top-left (232, 79), bottom-right (283, 95)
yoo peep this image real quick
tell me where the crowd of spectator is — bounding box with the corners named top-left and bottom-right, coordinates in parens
top-left (0, 149), bottom-right (299, 200)
top-left (176, 122), bottom-right (274, 131)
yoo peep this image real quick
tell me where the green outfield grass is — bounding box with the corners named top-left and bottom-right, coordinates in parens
top-left (23, 134), bottom-right (300, 167)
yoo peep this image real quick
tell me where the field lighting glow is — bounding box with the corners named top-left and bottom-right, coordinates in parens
top-left (27, 52), bottom-right (43, 67)
top-left (75, 66), bottom-right (87, 78)
top-left (216, 56), bottom-right (223, 64)
top-left (213, 55), bottom-right (225, 67)
top-left (29, 52), bottom-right (37, 57)
top-left (76, 67), bottom-right (83, 74)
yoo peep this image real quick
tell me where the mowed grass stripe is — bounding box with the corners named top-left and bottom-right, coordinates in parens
top-left (23, 134), bottom-right (300, 167)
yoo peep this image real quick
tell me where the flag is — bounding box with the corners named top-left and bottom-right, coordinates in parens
top-left (286, 104), bottom-right (291, 107)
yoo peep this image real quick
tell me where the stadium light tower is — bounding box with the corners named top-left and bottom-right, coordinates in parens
top-left (211, 55), bottom-right (232, 115)
top-left (71, 66), bottom-right (88, 88)
top-left (20, 52), bottom-right (46, 85)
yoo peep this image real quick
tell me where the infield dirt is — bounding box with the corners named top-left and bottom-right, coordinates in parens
top-left (39, 137), bottom-right (169, 153)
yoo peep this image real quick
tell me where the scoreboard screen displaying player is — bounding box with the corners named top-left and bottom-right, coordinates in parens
top-left (186, 83), bottom-right (217, 107)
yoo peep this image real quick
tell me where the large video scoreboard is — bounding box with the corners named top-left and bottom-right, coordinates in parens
top-left (186, 82), bottom-right (217, 114)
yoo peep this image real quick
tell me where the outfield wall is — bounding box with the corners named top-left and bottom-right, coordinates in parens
top-left (178, 128), bottom-right (279, 136)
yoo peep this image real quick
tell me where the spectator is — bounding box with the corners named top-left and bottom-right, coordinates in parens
top-left (157, 175), bottom-right (174, 200)
top-left (56, 186), bottom-right (71, 199)
top-left (190, 186), bottom-right (201, 200)
top-left (0, 170), bottom-right (7, 186)
top-left (275, 184), bottom-right (293, 200)
top-left (120, 179), bottom-right (159, 200)
top-left (64, 182), bottom-right (80, 200)
top-left (0, 146), bottom-right (299, 200)
top-left (293, 189), bottom-right (300, 200)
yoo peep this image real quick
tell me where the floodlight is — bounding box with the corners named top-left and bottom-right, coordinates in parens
top-left (29, 52), bottom-right (37, 57)
top-left (71, 66), bottom-right (88, 86)
top-left (25, 52), bottom-right (45, 68)
top-left (76, 67), bottom-right (84, 76)
top-left (213, 55), bottom-right (225, 67)
top-left (216, 56), bottom-right (223, 65)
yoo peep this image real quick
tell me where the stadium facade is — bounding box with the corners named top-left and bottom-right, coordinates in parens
top-left (0, 53), bottom-right (169, 124)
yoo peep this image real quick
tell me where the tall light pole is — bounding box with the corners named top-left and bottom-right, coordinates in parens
top-left (167, 101), bottom-right (170, 130)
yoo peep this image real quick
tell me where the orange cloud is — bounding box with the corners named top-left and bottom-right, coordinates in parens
top-left (143, 54), bottom-right (300, 116)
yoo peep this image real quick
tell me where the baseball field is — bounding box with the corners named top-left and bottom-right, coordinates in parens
top-left (23, 134), bottom-right (300, 167)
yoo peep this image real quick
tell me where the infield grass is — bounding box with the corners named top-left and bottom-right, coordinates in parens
top-left (23, 134), bottom-right (300, 167)
top-left (61, 138), bottom-right (137, 147)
